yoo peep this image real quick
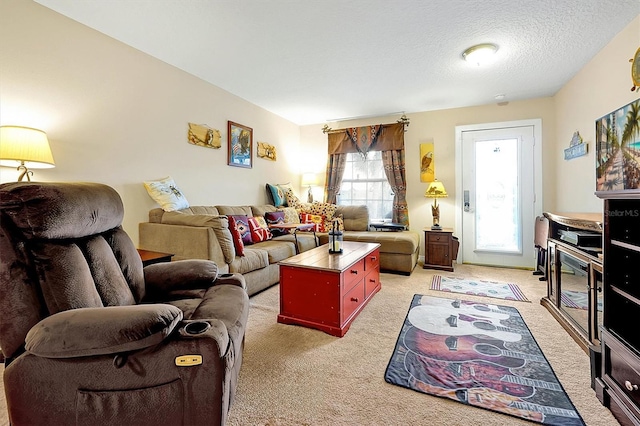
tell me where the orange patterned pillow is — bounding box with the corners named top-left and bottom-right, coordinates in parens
top-left (299, 213), bottom-right (326, 232)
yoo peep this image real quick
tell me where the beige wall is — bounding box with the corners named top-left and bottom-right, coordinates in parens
top-left (0, 0), bottom-right (302, 244)
top-left (554, 15), bottom-right (640, 213)
top-left (301, 98), bottom-right (556, 258)
top-left (2, 0), bottom-right (638, 249)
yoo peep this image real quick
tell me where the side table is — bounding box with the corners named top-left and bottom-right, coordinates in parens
top-left (423, 228), bottom-right (456, 272)
top-left (268, 223), bottom-right (317, 254)
top-left (138, 249), bottom-right (174, 266)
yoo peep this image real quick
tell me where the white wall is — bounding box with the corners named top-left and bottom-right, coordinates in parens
top-left (554, 15), bottom-right (640, 212)
top-left (0, 0), bottom-right (302, 244)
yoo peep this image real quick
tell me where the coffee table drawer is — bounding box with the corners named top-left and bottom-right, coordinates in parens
top-left (342, 280), bottom-right (365, 323)
top-left (344, 258), bottom-right (365, 292)
top-left (365, 249), bottom-right (380, 271)
top-left (364, 270), bottom-right (379, 299)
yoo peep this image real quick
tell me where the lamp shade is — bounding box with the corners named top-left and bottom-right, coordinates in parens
top-left (0, 126), bottom-right (55, 169)
top-left (301, 172), bottom-right (318, 186)
top-left (425, 179), bottom-right (448, 198)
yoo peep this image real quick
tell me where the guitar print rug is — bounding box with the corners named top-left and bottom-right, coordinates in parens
top-left (384, 295), bottom-right (585, 425)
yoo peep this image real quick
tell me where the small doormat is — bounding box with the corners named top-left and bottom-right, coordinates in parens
top-left (431, 275), bottom-right (529, 302)
top-left (384, 295), bottom-right (585, 425)
top-left (561, 290), bottom-right (603, 312)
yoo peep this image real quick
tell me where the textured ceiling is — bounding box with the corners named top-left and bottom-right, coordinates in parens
top-left (34, 0), bottom-right (640, 125)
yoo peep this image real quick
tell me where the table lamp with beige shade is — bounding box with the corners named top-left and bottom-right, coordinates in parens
top-left (0, 126), bottom-right (55, 181)
top-left (301, 172), bottom-right (318, 203)
top-left (425, 179), bottom-right (448, 230)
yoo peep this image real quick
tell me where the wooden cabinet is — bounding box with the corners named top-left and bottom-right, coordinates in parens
top-left (423, 228), bottom-right (455, 272)
top-left (277, 242), bottom-right (381, 337)
top-left (596, 196), bottom-right (640, 425)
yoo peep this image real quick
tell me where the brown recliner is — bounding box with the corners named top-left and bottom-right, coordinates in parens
top-left (0, 181), bottom-right (250, 425)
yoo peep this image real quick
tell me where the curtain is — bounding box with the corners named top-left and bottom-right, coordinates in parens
top-left (325, 122), bottom-right (409, 226)
top-left (324, 152), bottom-right (347, 204)
top-left (382, 149), bottom-right (409, 227)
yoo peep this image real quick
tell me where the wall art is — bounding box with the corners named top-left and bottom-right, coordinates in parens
top-left (420, 142), bottom-right (435, 182)
top-left (228, 121), bottom-right (253, 168)
top-left (187, 123), bottom-right (221, 149)
top-left (564, 131), bottom-right (587, 160)
top-left (257, 141), bottom-right (277, 161)
top-left (596, 98), bottom-right (640, 192)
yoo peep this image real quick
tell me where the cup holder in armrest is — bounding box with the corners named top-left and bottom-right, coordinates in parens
top-left (183, 321), bottom-right (211, 336)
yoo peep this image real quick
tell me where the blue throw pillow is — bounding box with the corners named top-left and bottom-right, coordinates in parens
top-left (266, 183), bottom-right (286, 207)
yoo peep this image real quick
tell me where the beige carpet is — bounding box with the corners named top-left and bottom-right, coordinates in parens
top-left (226, 264), bottom-right (618, 426)
top-left (0, 264), bottom-right (617, 426)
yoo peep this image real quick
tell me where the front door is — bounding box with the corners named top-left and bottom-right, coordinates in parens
top-left (455, 120), bottom-right (542, 269)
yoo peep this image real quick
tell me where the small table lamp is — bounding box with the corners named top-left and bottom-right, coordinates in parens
top-left (301, 172), bottom-right (318, 203)
top-left (0, 126), bottom-right (55, 181)
top-left (425, 179), bottom-right (448, 230)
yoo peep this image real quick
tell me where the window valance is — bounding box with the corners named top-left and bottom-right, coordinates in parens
top-left (328, 122), bottom-right (405, 155)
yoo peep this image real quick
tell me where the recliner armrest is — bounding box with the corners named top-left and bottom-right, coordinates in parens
top-left (25, 304), bottom-right (183, 358)
top-left (144, 259), bottom-right (219, 296)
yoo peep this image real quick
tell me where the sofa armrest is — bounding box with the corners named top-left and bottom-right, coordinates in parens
top-left (139, 222), bottom-right (227, 267)
top-left (25, 304), bottom-right (183, 358)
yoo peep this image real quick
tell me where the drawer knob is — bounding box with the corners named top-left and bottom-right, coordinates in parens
top-left (369, 278), bottom-right (376, 283)
top-left (625, 380), bottom-right (638, 391)
top-left (351, 297), bottom-right (359, 302)
top-left (350, 270), bottom-right (358, 274)
top-left (370, 256), bottom-right (377, 260)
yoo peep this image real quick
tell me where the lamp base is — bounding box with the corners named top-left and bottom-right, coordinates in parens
top-left (307, 186), bottom-right (314, 203)
top-left (431, 224), bottom-right (443, 230)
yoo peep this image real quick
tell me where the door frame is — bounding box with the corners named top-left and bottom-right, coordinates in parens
top-left (454, 119), bottom-right (543, 265)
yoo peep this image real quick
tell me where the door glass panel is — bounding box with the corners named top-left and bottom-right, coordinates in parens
top-left (474, 138), bottom-right (521, 253)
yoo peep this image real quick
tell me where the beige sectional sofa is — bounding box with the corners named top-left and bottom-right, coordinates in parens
top-left (139, 204), bottom-right (420, 296)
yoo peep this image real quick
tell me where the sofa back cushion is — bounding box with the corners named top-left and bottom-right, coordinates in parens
top-left (216, 205), bottom-right (253, 217)
top-left (335, 205), bottom-right (369, 231)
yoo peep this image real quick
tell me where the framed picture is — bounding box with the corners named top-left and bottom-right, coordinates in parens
top-left (595, 98), bottom-right (640, 193)
top-left (420, 142), bottom-right (435, 182)
top-left (227, 121), bottom-right (253, 168)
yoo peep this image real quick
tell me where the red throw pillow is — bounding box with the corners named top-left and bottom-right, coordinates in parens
top-left (299, 213), bottom-right (326, 232)
top-left (227, 216), bottom-right (245, 256)
top-left (248, 216), bottom-right (273, 243)
top-left (229, 215), bottom-right (252, 246)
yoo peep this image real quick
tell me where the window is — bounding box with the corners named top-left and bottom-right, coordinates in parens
top-left (337, 151), bottom-right (393, 222)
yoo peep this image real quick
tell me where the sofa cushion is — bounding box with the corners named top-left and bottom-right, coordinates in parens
top-left (229, 215), bottom-right (252, 245)
top-left (318, 230), bottom-right (420, 255)
top-left (335, 205), bottom-right (369, 231)
top-left (227, 216), bottom-right (245, 257)
top-left (216, 205), bottom-right (253, 217)
top-left (229, 248), bottom-right (269, 274)
top-left (251, 204), bottom-right (277, 217)
top-left (252, 240), bottom-right (296, 263)
top-left (248, 216), bottom-right (272, 243)
top-left (143, 176), bottom-right (189, 212)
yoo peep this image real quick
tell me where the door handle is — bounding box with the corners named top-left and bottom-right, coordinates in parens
top-left (464, 190), bottom-right (470, 212)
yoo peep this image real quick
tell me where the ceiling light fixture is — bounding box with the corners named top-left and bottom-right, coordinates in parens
top-left (462, 43), bottom-right (498, 66)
